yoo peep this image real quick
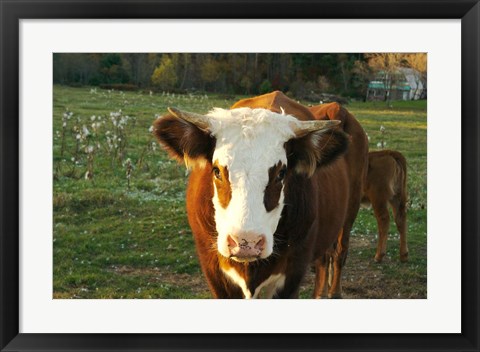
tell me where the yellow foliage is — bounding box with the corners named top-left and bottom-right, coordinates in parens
top-left (200, 57), bottom-right (222, 83)
top-left (151, 55), bottom-right (178, 90)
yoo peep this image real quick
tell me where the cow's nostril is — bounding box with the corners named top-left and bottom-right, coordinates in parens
top-left (227, 235), bottom-right (238, 248)
top-left (255, 236), bottom-right (266, 250)
top-left (226, 233), bottom-right (267, 261)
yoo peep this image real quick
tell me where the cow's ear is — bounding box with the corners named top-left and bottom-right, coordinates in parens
top-left (153, 113), bottom-right (216, 169)
top-left (286, 129), bottom-right (349, 177)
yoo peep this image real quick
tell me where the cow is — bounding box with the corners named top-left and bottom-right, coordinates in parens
top-left (308, 103), bottom-right (369, 296)
top-left (362, 150), bottom-right (408, 263)
top-left (153, 91), bottom-right (353, 299)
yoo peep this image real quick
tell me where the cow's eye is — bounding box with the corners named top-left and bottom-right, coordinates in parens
top-left (276, 168), bottom-right (286, 182)
top-left (213, 166), bottom-right (222, 180)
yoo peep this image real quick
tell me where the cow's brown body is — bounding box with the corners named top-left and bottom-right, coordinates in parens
top-left (363, 150), bottom-right (408, 262)
top-left (308, 103), bottom-right (369, 297)
top-left (154, 92), bottom-right (363, 298)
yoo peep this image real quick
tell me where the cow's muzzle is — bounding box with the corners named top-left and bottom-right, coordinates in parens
top-left (227, 233), bottom-right (266, 262)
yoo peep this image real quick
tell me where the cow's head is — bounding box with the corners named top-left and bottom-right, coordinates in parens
top-left (153, 107), bottom-right (348, 262)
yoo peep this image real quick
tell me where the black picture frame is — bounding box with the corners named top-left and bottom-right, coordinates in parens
top-left (1, 1), bottom-right (479, 351)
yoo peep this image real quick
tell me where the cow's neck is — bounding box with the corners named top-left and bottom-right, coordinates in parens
top-left (220, 264), bottom-right (286, 299)
top-left (218, 247), bottom-right (288, 299)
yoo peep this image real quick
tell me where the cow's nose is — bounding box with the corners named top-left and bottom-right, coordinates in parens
top-left (227, 233), bottom-right (266, 261)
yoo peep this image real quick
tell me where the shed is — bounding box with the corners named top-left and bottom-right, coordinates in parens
top-left (366, 68), bottom-right (425, 101)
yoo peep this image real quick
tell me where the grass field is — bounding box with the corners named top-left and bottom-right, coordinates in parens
top-left (53, 85), bottom-right (427, 299)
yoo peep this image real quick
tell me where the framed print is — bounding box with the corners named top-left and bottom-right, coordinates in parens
top-left (1, 0), bottom-right (479, 351)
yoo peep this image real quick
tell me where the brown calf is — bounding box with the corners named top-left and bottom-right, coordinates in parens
top-left (363, 150), bottom-right (408, 262)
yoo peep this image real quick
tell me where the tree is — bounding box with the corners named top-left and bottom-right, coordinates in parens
top-left (178, 54), bottom-right (191, 90)
top-left (366, 53), bottom-right (405, 102)
top-left (239, 75), bottom-right (253, 94)
top-left (122, 53), bottom-right (151, 87)
top-left (151, 55), bottom-right (178, 90)
top-left (352, 59), bottom-right (374, 100)
top-left (403, 53), bottom-right (427, 98)
top-left (53, 53), bottom-right (101, 85)
top-left (200, 56), bottom-right (222, 87)
top-left (99, 53), bottom-right (129, 84)
top-left (337, 53), bottom-right (354, 93)
top-left (259, 79), bottom-right (273, 94)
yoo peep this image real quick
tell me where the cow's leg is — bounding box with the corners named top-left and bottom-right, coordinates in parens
top-left (372, 200), bottom-right (390, 263)
top-left (329, 184), bottom-right (363, 298)
top-left (313, 254), bottom-right (330, 298)
top-left (205, 268), bottom-right (245, 298)
top-left (390, 197), bottom-right (408, 262)
top-left (276, 285), bottom-right (300, 299)
top-left (328, 229), bottom-right (345, 298)
top-left (276, 270), bottom-right (306, 299)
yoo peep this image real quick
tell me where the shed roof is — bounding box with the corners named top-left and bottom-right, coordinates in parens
top-left (368, 81), bottom-right (411, 91)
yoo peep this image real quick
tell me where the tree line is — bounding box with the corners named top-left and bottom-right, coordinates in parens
top-left (53, 53), bottom-right (426, 100)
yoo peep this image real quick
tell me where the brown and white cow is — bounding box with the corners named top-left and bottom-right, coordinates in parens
top-left (362, 150), bottom-right (408, 263)
top-left (153, 91), bottom-right (351, 298)
top-left (308, 103), bottom-right (369, 297)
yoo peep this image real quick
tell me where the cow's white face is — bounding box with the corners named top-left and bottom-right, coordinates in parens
top-left (206, 108), bottom-right (297, 261)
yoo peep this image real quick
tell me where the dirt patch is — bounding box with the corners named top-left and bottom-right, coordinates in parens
top-left (300, 261), bottom-right (390, 299)
top-left (110, 265), bottom-right (210, 296)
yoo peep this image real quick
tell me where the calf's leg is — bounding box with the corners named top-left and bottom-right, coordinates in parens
top-left (372, 200), bottom-right (390, 263)
top-left (390, 197), bottom-right (408, 262)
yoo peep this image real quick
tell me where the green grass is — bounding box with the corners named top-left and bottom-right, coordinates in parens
top-left (53, 86), bottom-right (427, 299)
